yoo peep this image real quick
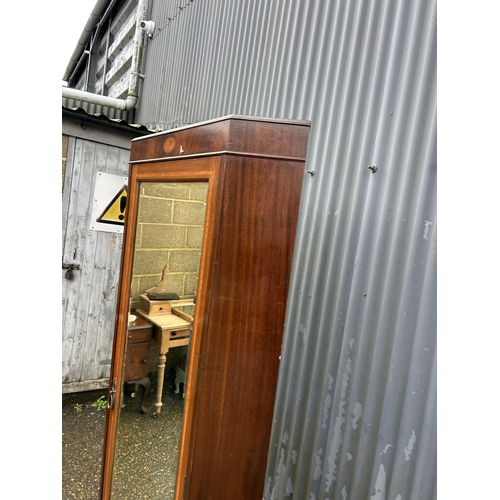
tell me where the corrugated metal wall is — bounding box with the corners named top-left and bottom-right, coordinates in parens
top-left (136, 0), bottom-right (436, 497)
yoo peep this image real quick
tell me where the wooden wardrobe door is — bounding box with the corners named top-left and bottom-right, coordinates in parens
top-left (185, 155), bottom-right (305, 499)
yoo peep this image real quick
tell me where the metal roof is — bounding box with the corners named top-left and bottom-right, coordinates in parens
top-left (62, 105), bottom-right (152, 134)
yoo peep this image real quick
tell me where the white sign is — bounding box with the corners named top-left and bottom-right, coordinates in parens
top-left (90, 172), bottom-right (128, 234)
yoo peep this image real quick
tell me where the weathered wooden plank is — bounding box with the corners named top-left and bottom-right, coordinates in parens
top-left (62, 136), bottom-right (76, 252)
top-left (117, 147), bottom-right (132, 176)
top-left (80, 143), bottom-right (116, 381)
top-left (62, 138), bottom-right (85, 382)
top-left (104, 144), bottom-right (120, 175)
top-left (69, 140), bottom-right (100, 382)
top-left (96, 231), bottom-right (122, 379)
top-left (80, 237), bottom-right (108, 381)
top-left (62, 379), bottom-right (109, 394)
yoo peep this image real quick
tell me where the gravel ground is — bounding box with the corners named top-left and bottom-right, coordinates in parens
top-left (62, 370), bottom-right (184, 500)
top-left (62, 389), bottom-right (108, 499)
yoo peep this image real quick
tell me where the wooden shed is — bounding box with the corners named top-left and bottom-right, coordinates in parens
top-left (62, 107), bottom-right (149, 393)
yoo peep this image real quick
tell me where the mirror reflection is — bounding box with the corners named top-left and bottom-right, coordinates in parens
top-left (111, 181), bottom-right (208, 499)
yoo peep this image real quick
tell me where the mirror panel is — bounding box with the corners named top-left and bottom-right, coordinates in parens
top-left (110, 181), bottom-right (208, 499)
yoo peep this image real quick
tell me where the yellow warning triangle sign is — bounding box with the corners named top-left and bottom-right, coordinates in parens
top-left (97, 185), bottom-right (127, 225)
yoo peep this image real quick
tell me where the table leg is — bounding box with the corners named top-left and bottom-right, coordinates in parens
top-left (155, 352), bottom-right (167, 415)
top-left (137, 377), bottom-right (151, 414)
top-left (124, 377), bottom-right (151, 413)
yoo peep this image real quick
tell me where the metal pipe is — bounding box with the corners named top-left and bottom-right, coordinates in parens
top-left (62, 87), bottom-right (138, 110)
top-left (62, 0), bottom-right (150, 111)
top-left (62, 0), bottom-right (111, 83)
top-left (64, 0), bottom-right (118, 86)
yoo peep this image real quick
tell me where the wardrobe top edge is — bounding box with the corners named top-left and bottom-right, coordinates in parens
top-left (131, 115), bottom-right (311, 142)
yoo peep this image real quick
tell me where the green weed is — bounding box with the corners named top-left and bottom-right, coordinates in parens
top-left (88, 395), bottom-right (107, 411)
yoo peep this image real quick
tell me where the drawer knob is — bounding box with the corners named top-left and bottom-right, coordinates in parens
top-left (171, 331), bottom-right (177, 336)
top-left (128, 335), bottom-right (132, 340)
top-left (142, 359), bottom-right (147, 364)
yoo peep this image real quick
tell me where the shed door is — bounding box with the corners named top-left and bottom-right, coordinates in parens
top-left (62, 136), bottom-right (130, 391)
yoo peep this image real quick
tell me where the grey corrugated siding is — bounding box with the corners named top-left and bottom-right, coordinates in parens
top-left (136, 0), bottom-right (436, 497)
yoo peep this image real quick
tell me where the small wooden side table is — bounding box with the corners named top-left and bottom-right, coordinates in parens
top-left (124, 312), bottom-right (153, 413)
top-left (136, 309), bottom-right (192, 415)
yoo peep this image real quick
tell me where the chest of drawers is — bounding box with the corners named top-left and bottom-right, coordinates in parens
top-left (124, 313), bottom-right (152, 413)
